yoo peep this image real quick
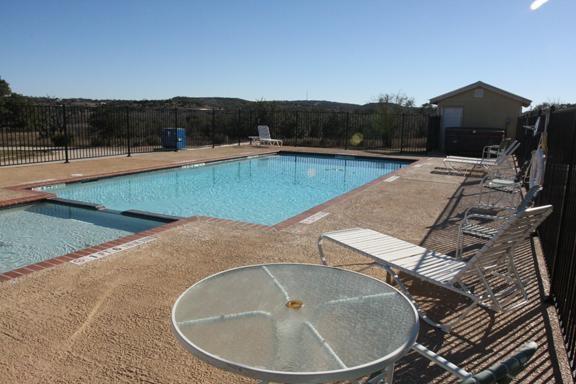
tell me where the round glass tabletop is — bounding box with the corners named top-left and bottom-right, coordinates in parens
top-left (171, 263), bottom-right (419, 383)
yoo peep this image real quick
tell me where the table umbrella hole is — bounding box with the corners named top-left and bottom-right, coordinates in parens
top-left (286, 300), bottom-right (303, 310)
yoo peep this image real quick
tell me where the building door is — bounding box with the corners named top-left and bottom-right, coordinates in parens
top-left (440, 107), bottom-right (463, 151)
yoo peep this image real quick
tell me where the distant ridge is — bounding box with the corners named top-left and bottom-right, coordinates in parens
top-left (24, 96), bottom-right (421, 112)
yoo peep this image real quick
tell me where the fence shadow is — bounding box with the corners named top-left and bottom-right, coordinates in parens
top-left (390, 167), bottom-right (567, 383)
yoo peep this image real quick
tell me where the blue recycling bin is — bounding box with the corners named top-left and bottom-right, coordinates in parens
top-left (161, 128), bottom-right (186, 150)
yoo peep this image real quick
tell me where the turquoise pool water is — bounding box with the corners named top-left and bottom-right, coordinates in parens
top-left (51, 154), bottom-right (408, 225)
top-left (0, 202), bottom-right (163, 274)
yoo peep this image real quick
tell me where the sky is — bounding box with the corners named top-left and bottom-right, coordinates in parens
top-left (1, 0), bottom-right (574, 107)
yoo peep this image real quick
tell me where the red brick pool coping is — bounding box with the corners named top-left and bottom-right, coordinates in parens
top-left (0, 151), bottom-right (424, 282)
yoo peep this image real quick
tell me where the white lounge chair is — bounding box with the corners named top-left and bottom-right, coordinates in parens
top-left (443, 140), bottom-right (520, 172)
top-left (318, 205), bottom-right (552, 332)
top-left (457, 185), bottom-right (542, 258)
top-left (249, 125), bottom-right (283, 146)
top-left (446, 138), bottom-right (516, 162)
top-left (476, 148), bottom-right (545, 211)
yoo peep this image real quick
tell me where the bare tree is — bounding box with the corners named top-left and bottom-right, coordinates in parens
top-left (376, 92), bottom-right (415, 110)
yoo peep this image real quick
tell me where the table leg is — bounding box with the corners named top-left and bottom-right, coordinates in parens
top-left (365, 362), bottom-right (394, 384)
top-left (385, 365), bottom-right (394, 384)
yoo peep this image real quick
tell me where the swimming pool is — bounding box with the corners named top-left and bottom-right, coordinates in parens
top-left (0, 202), bottom-right (164, 274)
top-left (48, 154), bottom-right (408, 225)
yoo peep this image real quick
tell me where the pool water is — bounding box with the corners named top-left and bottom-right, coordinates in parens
top-left (0, 202), bottom-right (163, 274)
top-left (51, 154), bottom-right (408, 225)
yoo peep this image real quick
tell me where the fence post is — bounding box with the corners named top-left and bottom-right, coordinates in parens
top-left (174, 108), bottom-right (179, 152)
top-left (126, 107), bottom-right (131, 157)
top-left (62, 105), bottom-right (69, 163)
top-left (295, 111), bottom-right (300, 147)
top-left (211, 108), bottom-right (216, 148)
top-left (400, 113), bottom-right (405, 152)
top-left (237, 110), bottom-right (241, 146)
top-left (345, 112), bottom-right (350, 150)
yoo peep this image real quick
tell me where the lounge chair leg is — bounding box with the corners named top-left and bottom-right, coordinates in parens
top-left (508, 246), bottom-right (528, 302)
top-left (475, 265), bottom-right (503, 312)
top-left (456, 224), bottom-right (464, 259)
top-left (444, 292), bottom-right (480, 331)
top-left (318, 237), bottom-right (328, 265)
top-left (381, 265), bottom-right (451, 333)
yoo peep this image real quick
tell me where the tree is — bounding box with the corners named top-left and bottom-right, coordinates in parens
top-left (530, 99), bottom-right (576, 111)
top-left (0, 77), bottom-right (11, 97)
top-left (367, 92), bottom-right (415, 148)
top-left (252, 99), bottom-right (278, 124)
top-left (0, 77), bottom-right (30, 130)
top-left (376, 92), bottom-right (415, 110)
top-left (0, 77), bottom-right (13, 116)
top-left (420, 102), bottom-right (438, 114)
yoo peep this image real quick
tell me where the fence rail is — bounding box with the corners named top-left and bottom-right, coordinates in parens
top-left (0, 105), bottom-right (430, 166)
top-left (517, 107), bottom-right (576, 378)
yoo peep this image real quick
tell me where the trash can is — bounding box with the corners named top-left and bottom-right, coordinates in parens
top-left (161, 128), bottom-right (186, 150)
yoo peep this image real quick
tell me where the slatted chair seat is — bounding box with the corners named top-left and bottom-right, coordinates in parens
top-left (320, 229), bottom-right (467, 283)
top-left (460, 223), bottom-right (500, 239)
top-left (319, 205), bottom-right (553, 332)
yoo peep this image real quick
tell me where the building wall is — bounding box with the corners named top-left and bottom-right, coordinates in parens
top-left (437, 87), bottom-right (524, 137)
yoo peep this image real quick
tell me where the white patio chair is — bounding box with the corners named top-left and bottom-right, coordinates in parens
top-left (365, 340), bottom-right (537, 384)
top-left (457, 186), bottom-right (543, 258)
top-left (318, 205), bottom-right (552, 332)
top-left (475, 149), bottom-right (544, 211)
top-left (472, 138), bottom-right (512, 163)
top-left (446, 138), bottom-right (516, 162)
top-left (443, 140), bottom-right (520, 173)
top-left (252, 125), bottom-right (283, 146)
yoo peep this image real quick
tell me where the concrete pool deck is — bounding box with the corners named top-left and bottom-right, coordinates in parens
top-left (0, 146), bottom-right (572, 383)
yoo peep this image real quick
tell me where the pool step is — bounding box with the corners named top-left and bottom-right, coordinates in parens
top-left (121, 210), bottom-right (182, 223)
top-left (50, 198), bottom-right (105, 210)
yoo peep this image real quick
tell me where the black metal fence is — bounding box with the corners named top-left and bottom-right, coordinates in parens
top-left (517, 107), bottom-right (576, 377)
top-left (0, 105), bottom-right (430, 166)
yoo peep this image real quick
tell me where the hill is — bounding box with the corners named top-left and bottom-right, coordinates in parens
top-left (23, 96), bottom-right (419, 112)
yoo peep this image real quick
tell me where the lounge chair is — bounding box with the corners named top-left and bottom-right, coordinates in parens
top-left (443, 140), bottom-right (520, 172)
top-left (457, 185), bottom-right (542, 258)
top-left (249, 125), bottom-right (283, 146)
top-left (476, 148), bottom-right (545, 211)
top-left (318, 205), bottom-right (552, 331)
top-left (480, 138), bottom-right (513, 160)
top-left (481, 156), bottom-right (530, 194)
top-left (446, 138), bottom-right (515, 162)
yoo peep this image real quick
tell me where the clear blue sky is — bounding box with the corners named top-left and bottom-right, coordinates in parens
top-left (1, 0), bottom-right (574, 106)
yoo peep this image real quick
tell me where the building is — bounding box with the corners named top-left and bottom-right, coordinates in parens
top-left (430, 81), bottom-right (531, 152)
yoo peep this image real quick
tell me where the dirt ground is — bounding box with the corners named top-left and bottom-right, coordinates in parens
top-left (0, 146), bottom-right (572, 383)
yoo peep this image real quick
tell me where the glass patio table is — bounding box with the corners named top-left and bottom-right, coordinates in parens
top-left (171, 263), bottom-right (419, 383)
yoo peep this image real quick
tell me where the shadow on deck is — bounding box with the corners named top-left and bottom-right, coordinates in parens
top-left (388, 167), bottom-right (568, 383)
